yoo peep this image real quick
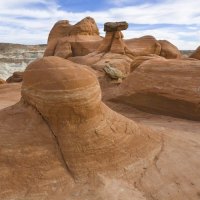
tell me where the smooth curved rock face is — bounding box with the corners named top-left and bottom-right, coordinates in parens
top-left (48, 20), bottom-right (72, 43)
top-left (190, 46), bottom-right (200, 60)
top-left (6, 71), bottom-right (23, 83)
top-left (45, 17), bottom-right (102, 57)
top-left (125, 35), bottom-right (161, 56)
top-left (111, 58), bottom-right (200, 120)
top-left (54, 38), bottom-right (72, 58)
top-left (104, 21), bottom-right (128, 32)
top-left (0, 102), bottom-right (75, 200)
top-left (22, 57), bottom-right (161, 180)
top-left (69, 17), bottom-right (99, 36)
top-left (97, 31), bottom-right (128, 54)
top-left (158, 40), bottom-right (181, 59)
top-left (130, 55), bottom-right (164, 72)
top-left (0, 83), bottom-right (21, 109)
top-left (1, 56), bottom-right (200, 199)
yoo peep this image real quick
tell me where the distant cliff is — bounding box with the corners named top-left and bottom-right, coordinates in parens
top-left (0, 43), bottom-right (46, 80)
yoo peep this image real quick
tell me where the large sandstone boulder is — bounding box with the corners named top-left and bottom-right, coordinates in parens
top-left (1, 57), bottom-right (200, 200)
top-left (54, 38), bottom-right (72, 59)
top-left (190, 46), bottom-right (200, 60)
top-left (48, 20), bottom-right (72, 43)
top-left (0, 56), bottom-right (161, 199)
top-left (158, 40), bottom-right (181, 59)
top-left (44, 17), bottom-right (102, 57)
top-left (130, 55), bottom-right (164, 72)
top-left (6, 71), bottom-right (23, 83)
top-left (125, 35), bottom-right (161, 56)
top-left (69, 16), bottom-right (99, 36)
top-left (111, 58), bottom-right (200, 120)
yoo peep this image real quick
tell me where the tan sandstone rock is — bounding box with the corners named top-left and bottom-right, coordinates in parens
top-left (111, 58), bottom-right (200, 120)
top-left (1, 57), bottom-right (200, 200)
top-left (54, 38), bottom-right (72, 59)
top-left (0, 56), bottom-right (161, 199)
top-left (125, 35), bottom-right (161, 56)
top-left (48, 20), bottom-right (72, 43)
top-left (190, 46), bottom-right (200, 60)
top-left (158, 40), bottom-right (181, 59)
top-left (44, 17), bottom-right (102, 57)
top-left (6, 71), bottom-right (23, 83)
top-left (22, 57), bottom-right (161, 179)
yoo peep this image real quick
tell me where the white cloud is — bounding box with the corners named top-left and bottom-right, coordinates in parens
top-left (0, 0), bottom-right (200, 49)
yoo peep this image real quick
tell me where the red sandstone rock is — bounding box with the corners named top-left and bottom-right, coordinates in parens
top-left (190, 46), bottom-right (200, 60)
top-left (0, 83), bottom-right (21, 109)
top-left (6, 71), bottom-right (23, 83)
top-left (111, 58), bottom-right (200, 120)
top-left (48, 20), bottom-right (72, 43)
top-left (0, 57), bottom-right (161, 199)
top-left (130, 55), bottom-right (164, 72)
top-left (125, 35), bottom-right (161, 56)
top-left (54, 38), bottom-right (72, 59)
top-left (44, 17), bottom-right (102, 57)
top-left (69, 17), bottom-right (99, 36)
top-left (158, 40), bottom-right (181, 59)
top-left (1, 57), bottom-right (200, 200)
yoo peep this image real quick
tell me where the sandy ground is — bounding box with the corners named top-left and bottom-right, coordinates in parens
top-left (0, 83), bottom-right (21, 110)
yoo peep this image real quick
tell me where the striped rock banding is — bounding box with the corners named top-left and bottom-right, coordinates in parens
top-left (22, 56), bottom-right (161, 181)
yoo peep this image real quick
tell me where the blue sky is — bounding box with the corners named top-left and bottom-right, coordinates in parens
top-left (0, 0), bottom-right (200, 49)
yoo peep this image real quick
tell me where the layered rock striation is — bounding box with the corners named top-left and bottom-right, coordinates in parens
top-left (111, 58), bottom-right (200, 120)
top-left (22, 57), bottom-right (161, 180)
top-left (44, 17), bottom-right (102, 58)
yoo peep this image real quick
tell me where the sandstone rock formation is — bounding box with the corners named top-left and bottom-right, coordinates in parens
top-left (48, 17), bottom-right (99, 43)
top-left (97, 21), bottom-right (133, 55)
top-left (1, 57), bottom-right (200, 200)
top-left (44, 17), bottom-right (102, 57)
top-left (125, 35), bottom-right (161, 56)
top-left (22, 57), bottom-right (161, 179)
top-left (130, 54), bottom-right (164, 72)
top-left (0, 56), bottom-right (161, 199)
top-left (104, 21), bottom-right (128, 32)
top-left (6, 71), bottom-right (23, 83)
top-left (158, 40), bottom-right (181, 59)
top-left (190, 46), bottom-right (200, 60)
top-left (47, 20), bottom-right (72, 43)
top-left (125, 36), bottom-right (181, 59)
top-left (111, 58), bottom-right (200, 120)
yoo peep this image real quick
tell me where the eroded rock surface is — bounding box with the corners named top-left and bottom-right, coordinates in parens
top-left (44, 17), bottom-right (102, 57)
top-left (0, 57), bottom-right (200, 200)
top-left (111, 58), bottom-right (200, 120)
top-left (158, 40), bottom-right (181, 59)
top-left (6, 71), bottom-right (23, 83)
top-left (190, 46), bottom-right (200, 60)
top-left (0, 57), bottom-right (162, 199)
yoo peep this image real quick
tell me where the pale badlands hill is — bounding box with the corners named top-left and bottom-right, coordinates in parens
top-left (0, 43), bottom-right (46, 80)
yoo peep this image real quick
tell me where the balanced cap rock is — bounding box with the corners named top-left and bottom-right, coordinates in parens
top-left (22, 56), bottom-right (161, 180)
top-left (98, 21), bottom-right (133, 54)
top-left (104, 21), bottom-right (128, 32)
